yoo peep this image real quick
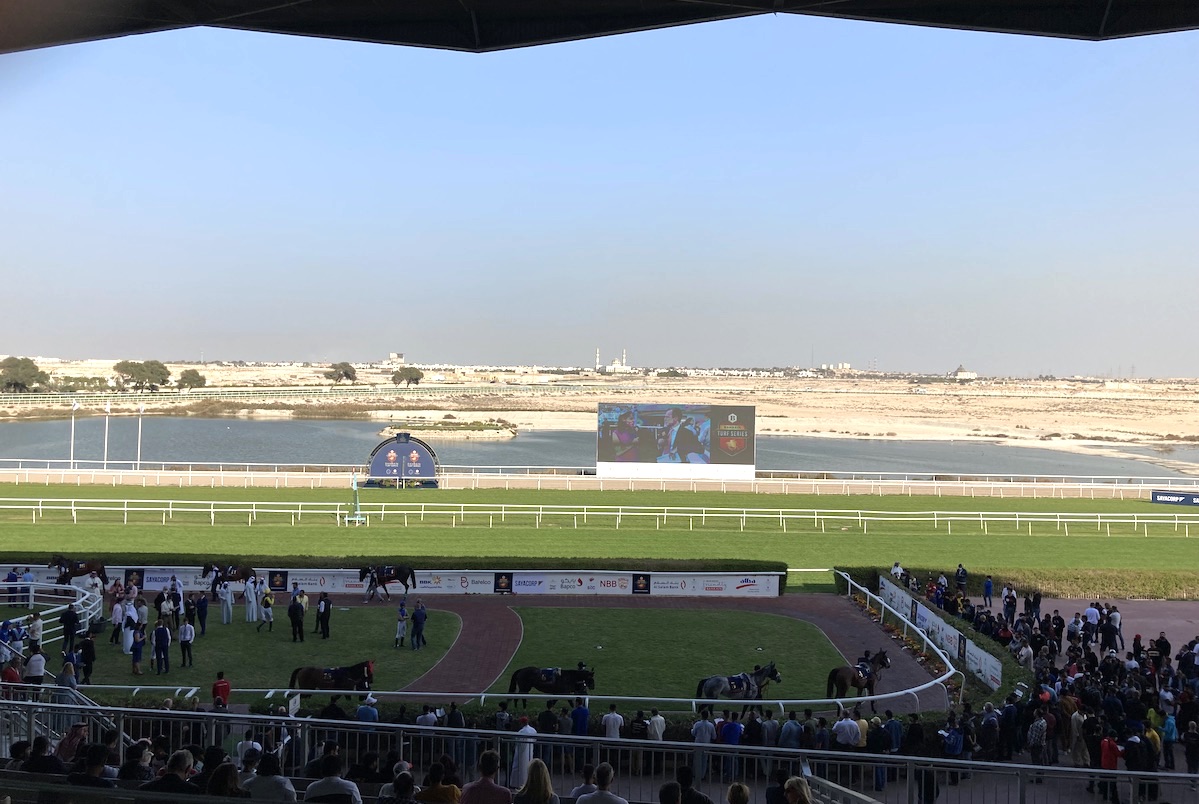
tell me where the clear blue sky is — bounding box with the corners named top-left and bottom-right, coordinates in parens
top-left (2, 17), bottom-right (1196, 377)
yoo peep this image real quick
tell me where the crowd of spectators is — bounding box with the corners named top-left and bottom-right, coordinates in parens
top-left (891, 562), bottom-right (1199, 793)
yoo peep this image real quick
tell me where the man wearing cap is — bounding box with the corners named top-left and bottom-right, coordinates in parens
top-left (357, 695), bottom-right (379, 724)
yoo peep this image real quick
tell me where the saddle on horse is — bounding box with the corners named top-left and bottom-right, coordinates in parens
top-left (856, 663), bottom-right (872, 681)
top-left (538, 667), bottom-right (561, 684)
top-left (727, 673), bottom-right (753, 694)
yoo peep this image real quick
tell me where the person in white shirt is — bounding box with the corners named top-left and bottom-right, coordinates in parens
top-left (245, 576), bottom-right (259, 623)
top-left (27, 612), bottom-right (43, 649)
top-left (84, 571), bottom-right (103, 599)
top-left (219, 583), bottom-right (233, 625)
top-left (24, 645), bottom-right (47, 686)
top-left (178, 620), bottom-right (196, 667)
top-left (110, 600), bottom-right (125, 646)
top-left (601, 704), bottom-right (624, 738)
top-left (303, 754), bottom-right (362, 804)
top-left (689, 710), bottom-right (717, 780)
top-left (236, 729), bottom-right (263, 766)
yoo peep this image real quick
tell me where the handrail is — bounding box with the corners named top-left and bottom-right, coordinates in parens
top-left (833, 570), bottom-right (964, 709)
top-left (2, 457), bottom-right (1198, 486)
top-left (3, 496), bottom-right (1198, 535)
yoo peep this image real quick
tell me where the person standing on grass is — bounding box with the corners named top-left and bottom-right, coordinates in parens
top-left (219, 582), bottom-right (233, 625)
top-left (395, 600), bottom-right (409, 648)
top-left (411, 599), bottom-right (427, 650)
top-left (130, 623), bottom-right (146, 675)
top-left (179, 618), bottom-right (195, 668)
top-left (257, 588), bottom-right (274, 632)
top-left (246, 575), bottom-right (259, 623)
top-left (152, 619), bottom-right (171, 675)
top-left (193, 592), bottom-right (208, 636)
top-left (78, 630), bottom-right (96, 684)
top-left (288, 596), bottom-right (305, 642)
top-left (110, 597), bottom-right (124, 646)
top-left (317, 592), bottom-right (332, 639)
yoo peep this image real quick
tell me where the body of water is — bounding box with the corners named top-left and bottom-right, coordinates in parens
top-left (0, 416), bottom-right (1194, 478)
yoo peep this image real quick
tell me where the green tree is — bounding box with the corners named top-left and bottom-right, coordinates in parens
top-left (324, 362), bottom-right (357, 383)
top-left (177, 369), bottom-right (207, 389)
top-left (391, 367), bottom-right (424, 387)
top-left (0, 356), bottom-right (50, 392)
top-left (113, 360), bottom-right (172, 391)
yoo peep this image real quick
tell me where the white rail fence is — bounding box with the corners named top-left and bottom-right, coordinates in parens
top-left (3, 459), bottom-right (1198, 498)
top-left (3, 496), bottom-right (1199, 535)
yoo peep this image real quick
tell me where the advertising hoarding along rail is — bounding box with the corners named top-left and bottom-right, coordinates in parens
top-left (1150, 489), bottom-right (1199, 506)
top-left (877, 575), bottom-right (1003, 691)
top-left (596, 403), bottom-right (756, 481)
top-left (78, 567), bottom-right (781, 598)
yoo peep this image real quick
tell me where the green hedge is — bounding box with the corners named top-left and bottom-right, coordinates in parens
top-left (843, 564), bottom-right (1197, 601)
top-left (0, 552), bottom-right (787, 575)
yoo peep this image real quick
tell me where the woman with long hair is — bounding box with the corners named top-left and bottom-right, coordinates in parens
top-left (207, 761), bottom-right (251, 797)
top-left (514, 758), bottom-right (559, 804)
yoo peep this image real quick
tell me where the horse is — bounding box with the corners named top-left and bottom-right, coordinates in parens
top-left (289, 660), bottom-right (375, 699)
top-left (49, 555), bottom-right (108, 586)
top-left (359, 564), bottom-right (417, 602)
top-left (202, 562), bottom-right (257, 601)
top-left (826, 649), bottom-right (891, 712)
top-left (695, 661), bottom-right (781, 714)
top-left (508, 665), bottom-right (595, 708)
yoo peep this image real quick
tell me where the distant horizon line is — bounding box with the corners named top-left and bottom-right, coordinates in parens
top-left (3, 354), bottom-right (1189, 383)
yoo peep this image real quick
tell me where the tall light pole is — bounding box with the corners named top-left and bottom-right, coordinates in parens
top-left (136, 404), bottom-right (145, 471)
top-left (102, 401), bottom-right (111, 470)
top-left (69, 401), bottom-right (80, 469)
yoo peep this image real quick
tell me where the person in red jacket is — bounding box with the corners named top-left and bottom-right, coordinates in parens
top-left (1100, 731), bottom-right (1123, 804)
top-left (212, 670), bottom-right (231, 706)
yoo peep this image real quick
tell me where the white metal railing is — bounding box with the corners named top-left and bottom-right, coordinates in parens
top-left (0, 581), bottom-right (104, 649)
top-left (3, 457), bottom-right (1198, 488)
top-left (833, 571), bottom-right (963, 711)
top-left (3, 496), bottom-right (1199, 535)
top-left (8, 695), bottom-right (1192, 804)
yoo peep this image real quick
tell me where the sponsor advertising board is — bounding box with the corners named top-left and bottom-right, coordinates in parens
top-left (1151, 490), bottom-right (1199, 506)
top-left (82, 567), bottom-right (780, 598)
top-left (877, 575), bottom-right (1003, 691)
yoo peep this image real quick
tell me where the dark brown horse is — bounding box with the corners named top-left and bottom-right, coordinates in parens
top-left (289, 660), bottom-right (375, 698)
top-left (826, 649), bottom-right (890, 712)
top-left (508, 665), bottom-right (595, 708)
top-left (49, 555), bottom-right (108, 585)
top-left (359, 565), bottom-right (417, 602)
top-left (202, 562), bottom-right (257, 600)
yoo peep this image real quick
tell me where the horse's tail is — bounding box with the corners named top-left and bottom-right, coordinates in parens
top-left (508, 670), bottom-right (520, 695)
top-left (406, 567), bottom-right (416, 588)
top-left (826, 669), bottom-right (837, 699)
top-left (696, 679), bottom-right (706, 699)
top-left (289, 667), bottom-right (301, 690)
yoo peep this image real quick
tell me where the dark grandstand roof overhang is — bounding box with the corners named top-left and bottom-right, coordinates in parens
top-left (3, 1), bottom-right (1198, 56)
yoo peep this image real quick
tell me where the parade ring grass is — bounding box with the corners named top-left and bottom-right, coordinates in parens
top-left (72, 606), bottom-right (460, 700)
top-left (489, 608), bottom-right (843, 700)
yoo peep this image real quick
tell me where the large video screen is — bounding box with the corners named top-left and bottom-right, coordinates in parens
top-left (597, 404), bottom-right (756, 466)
